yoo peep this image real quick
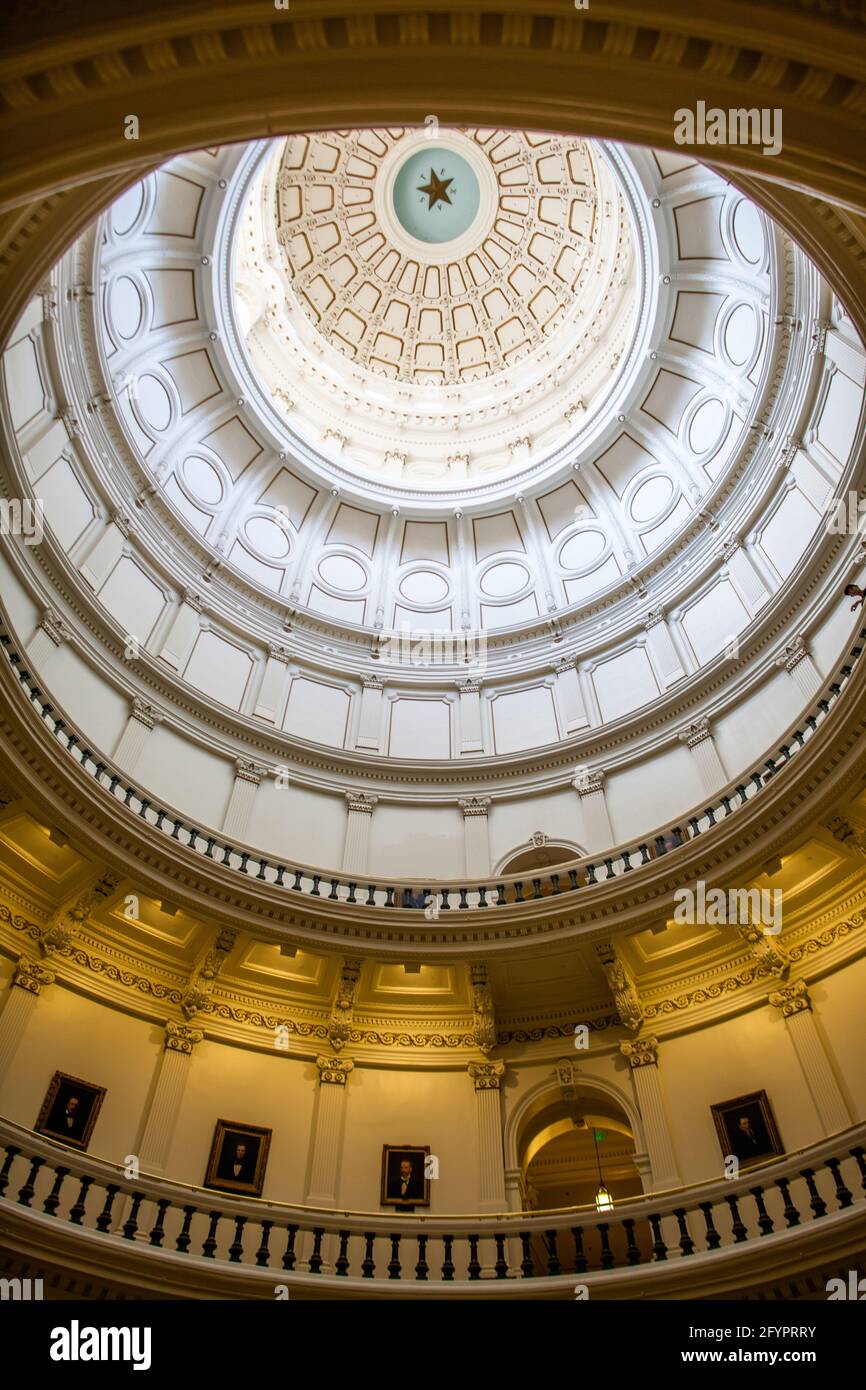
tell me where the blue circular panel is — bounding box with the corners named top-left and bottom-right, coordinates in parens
top-left (392, 147), bottom-right (481, 245)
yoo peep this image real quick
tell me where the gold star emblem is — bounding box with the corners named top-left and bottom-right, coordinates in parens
top-left (418, 168), bottom-right (454, 210)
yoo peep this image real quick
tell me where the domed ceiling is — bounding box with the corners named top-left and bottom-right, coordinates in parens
top-left (235, 127), bottom-right (637, 487)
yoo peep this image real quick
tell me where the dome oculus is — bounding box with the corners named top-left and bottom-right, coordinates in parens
top-left (391, 146), bottom-right (481, 244)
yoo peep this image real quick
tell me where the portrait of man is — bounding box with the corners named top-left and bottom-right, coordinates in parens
top-left (35, 1071), bottom-right (106, 1152)
top-left (711, 1091), bottom-right (783, 1169)
top-left (380, 1144), bottom-right (431, 1208)
top-left (204, 1120), bottom-right (271, 1197)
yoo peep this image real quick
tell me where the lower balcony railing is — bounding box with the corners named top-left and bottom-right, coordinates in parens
top-left (1, 1119), bottom-right (864, 1297)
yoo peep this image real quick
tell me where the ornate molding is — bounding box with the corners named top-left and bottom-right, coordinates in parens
top-left (164, 1020), bottom-right (203, 1054)
top-left (459, 796), bottom-right (491, 819)
top-left (455, 678), bottom-right (482, 694)
top-left (361, 674), bottom-right (383, 691)
top-left (328, 958), bottom-right (361, 1051)
top-left (619, 1036), bottom-right (659, 1068)
top-left (316, 1054), bottom-right (355, 1085)
top-left (468, 1060), bottom-right (505, 1091)
top-left (345, 792), bottom-right (378, 815)
top-left (131, 696), bottom-right (163, 730)
top-left (678, 716), bottom-right (711, 749)
top-left (597, 944), bottom-right (643, 1032)
top-left (573, 768), bottom-right (604, 795)
top-left (470, 963), bottom-right (496, 1055)
top-left (768, 978), bottom-right (811, 1016)
top-left (776, 635), bottom-right (809, 673)
top-left (234, 758), bottom-right (268, 786)
top-left (12, 955), bottom-right (54, 995)
top-left (644, 606), bottom-right (665, 630)
top-left (39, 607), bottom-right (72, 648)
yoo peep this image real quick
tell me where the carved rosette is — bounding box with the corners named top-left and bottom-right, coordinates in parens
top-left (619, 1036), bottom-right (659, 1068)
top-left (317, 1055), bottom-right (355, 1086)
top-left (468, 1060), bottom-right (505, 1091)
top-left (12, 955), bottom-right (55, 995)
top-left (768, 979), bottom-right (811, 1017)
top-left (165, 1020), bottom-right (203, 1054)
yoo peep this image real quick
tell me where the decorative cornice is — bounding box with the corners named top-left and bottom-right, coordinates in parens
top-left (361, 674), bottom-right (383, 691)
top-left (644, 607), bottom-right (665, 630)
top-left (768, 979), bottom-right (811, 1016)
top-left (164, 1020), bottom-right (203, 1054)
top-left (316, 1054), bottom-right (355, 1085)
top-left (267, 644), bottom-right (291, 665)
top-left (468, 1060), bottom-right (505, 1091)
top-left (345, 791), bottom-right (377, 815)
top-left (455, 678), bottom-right (482, 694)
top-left (619, 1036), bottom-right (658, 1068)
top-left (459, 796), bottom-right (491, 819)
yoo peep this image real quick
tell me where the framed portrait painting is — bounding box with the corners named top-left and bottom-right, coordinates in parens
top-left (711, 1090), bottom-right (783, 1168)
top-left (203, 1119), bottom-right (271, 1197)
top-left (380, 1144), bottom-right (431, 1208)
top-left (34, 1071), bottom-right (106, 1152)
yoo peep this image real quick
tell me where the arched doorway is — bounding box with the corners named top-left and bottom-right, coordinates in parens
top-left (514, 1082), bottom-right (653, 1272)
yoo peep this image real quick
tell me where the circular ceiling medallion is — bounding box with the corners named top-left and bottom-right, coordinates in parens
top-left (391, 145), bottom-right (482, 246)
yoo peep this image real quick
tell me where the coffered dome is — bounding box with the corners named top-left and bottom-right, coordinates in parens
top-left (235, 127), bottom-right (638, 487)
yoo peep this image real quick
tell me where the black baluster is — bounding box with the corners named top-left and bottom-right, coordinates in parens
top-left (258, 859), bottom-right (269, 881)
top-left (361, 1232), bottom-right (375, 1278)
top-left (688, 817), bottom-right (701, 837)
top-left (532, 878), bottom-right (543, 899)
top-left (639, 844), bottom-right (650, 864)
top-left (256, 1220), bottom-right (273, 1267)
top-left (17, 1156), bottom-right (44, 1207)
top-left (176, 1205), bottom-right (196, 1252)
top-left (776, 1178), bottom-right (800, 1227)
top-left (149, 1198), bottom-right (171, 1247)
top-left (597, 1223), bottom-right (615, 1270)
top-left (383, 885), bottom-right (394, 907)
top-left (347, 882), bottom-right (357, 904)
top-left (571, 1225), bottom-right (588, 1274)
top-left (826, 1158), bottom-right (853, 1209)
top-left (751, 1186), bottom-right (774, 1235)
top-left (674, 1208), bottom-right (694, 1254)
top-left (478, 885), bottom-right (489, 906)
top-left (496, 884), bottom-right (507, 905)
top-left (292, 870), bottom-right (304, 892)
top-left (335, 1231), bottom-right (350, 1276)
top-left (468, 1234), bottom-right (481, 1279)
top-left (275, 865), bottom-right (286, 887)
top-left (366, 885), bottom-right (376, 906)
top-left (238, 853), bottom-right (249, 875)
top-left (494, 1234), bottom-right (508, 1278)
top-left (308, 1227), bottom-right (324, 1273)
top-left (122, 1189), bottom-right (143, 1245)
top-left (622, 1217), bottom-right (641, 1264)
top-left (388, 1233), bottom-right (401, 1279)
top-left (229, 1215), bottom-right (247, 1262)
top-left (545, 1229), bottom-right (561, 1274)
top-left (622, 851), bottom-right (633, 871)
top-left (699, 1201), bottom-right (721, 1250)
top-left (704, 806), bottom-right (716, 826)
top-left (458, 887), bottom-right (469, 909)
top-left (328, 878), bottom-right (339, 900)
top-left (440, 888), bottom-right (451, 910)
top-left (586, 862), bottom-right (597, 884)
top-left (311, 873), bottom-right (322, 896)
top-left (550, 873), bottom-right (561, 893)
top-left (648, 1212), bottom-right (668, 1260)
top-left (735, 783), bottom-right (748, 804)
top-left (202, 1209), bottom-right (221, 1258)
top-left (800, 1167), bottom-right (827, 1218)
top-left (568, 868), bottom-right (579, 888)
top-left (441, 1235), bottom-right (455, 1281)
top-left (519, 1232), bottom-right (535, 1276)
top-left (850, 1146), bottom-right (866, 1192)
top-left (68, 1174), bottom-right (93, 1225)
top-left (414, 1233), bottom-right (428, 1281)
top-left (604, 857), bottom-right (615, 879)
top-left (44, 1167), bottom-right (71, 1217)
top-left (204, 837), bottom-right (216, 858)
top-left (282, 1224), bottom-right (299, 1270)
top-left (725, 1193), bottom-right (748, 1241)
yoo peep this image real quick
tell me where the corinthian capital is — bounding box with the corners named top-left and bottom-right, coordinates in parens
top-left (619, 1036), bottom-right (658, 1068)
top-left (12, 956), bottom-right (55, 995)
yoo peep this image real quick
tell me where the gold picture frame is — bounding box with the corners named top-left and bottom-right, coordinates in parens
top-left (34, 1070), bottom-right (106, 1152)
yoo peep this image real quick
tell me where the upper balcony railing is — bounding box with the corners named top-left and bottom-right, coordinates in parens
top-left (0, 1118), bottom-right (864, 1295)
top-left (1, 617), bottom-right (863, 912)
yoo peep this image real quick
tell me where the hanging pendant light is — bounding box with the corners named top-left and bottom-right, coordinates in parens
top-left (592, 1128), bottom-right (613, 1212)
